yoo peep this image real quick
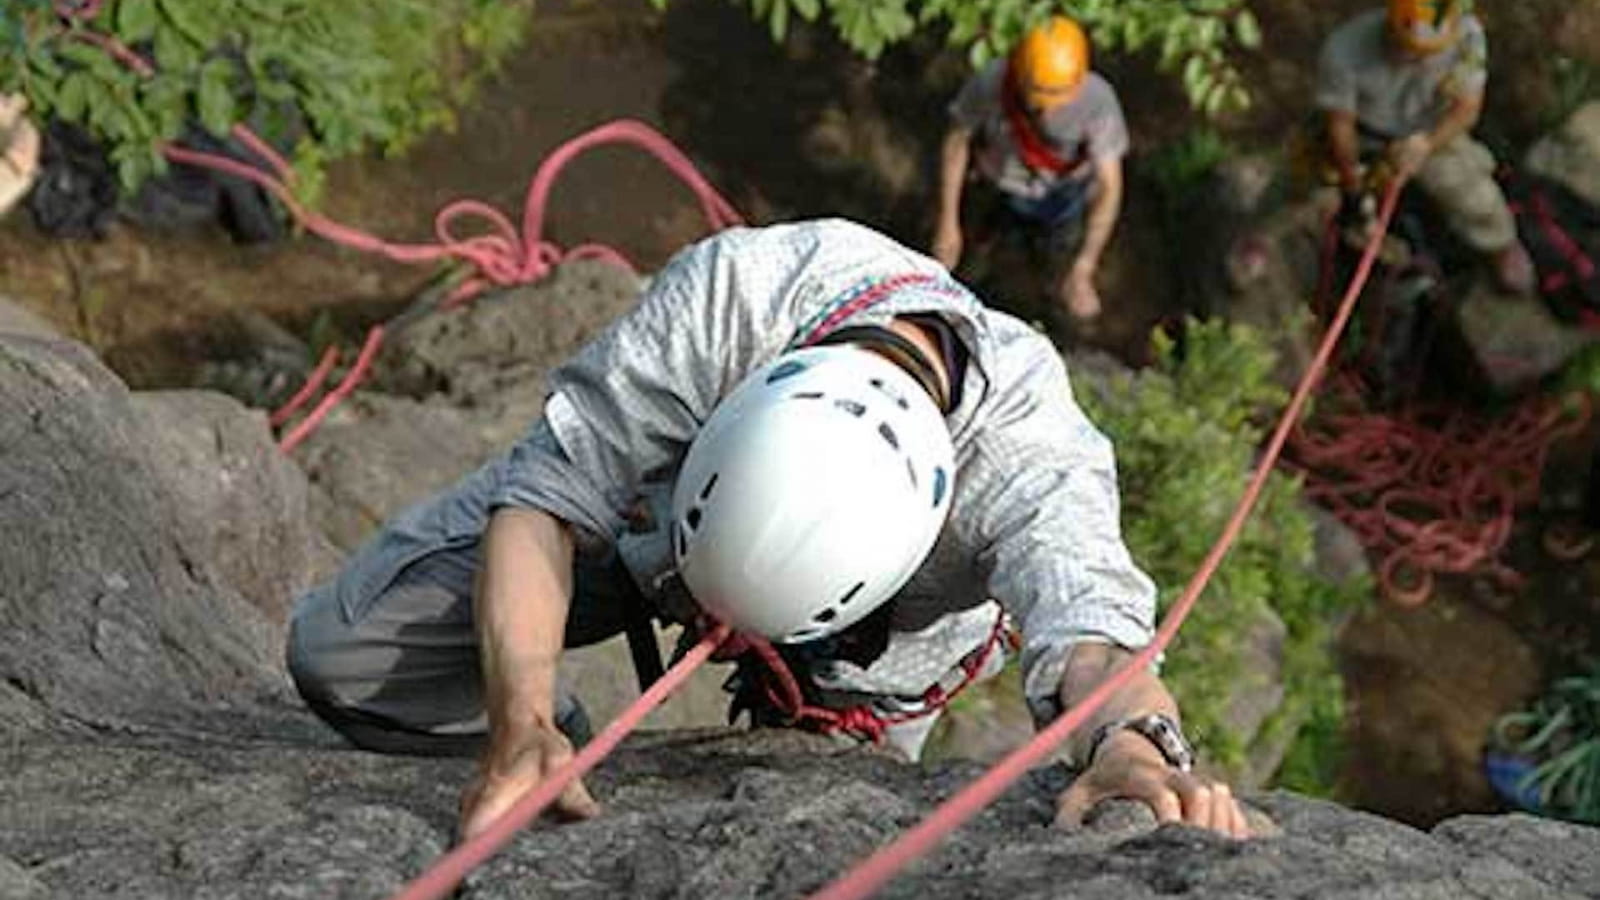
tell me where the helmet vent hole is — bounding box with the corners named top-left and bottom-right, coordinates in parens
top-left (877, 422), bottom-right (899, 450)
top-left (813, 608), bottom-right (838, 624)
top-left (869, 376), bottom-right (911, 410)
top-left (932, 466), bottom-right (948, 507)
top-left (699, 473), bottom-right (719, 500)
top-left (835, 399), bottom-right (866, 417)
top-left (838, 581), bottom-right (865, 606)
top-left (792, 391), bottom-right (824, 400)
top-left (766, 360), bottom-right (807, 384)
top-left (686, 507), bottom-right (702, 531)
top-left (906, 458), bottom-right (918, 488)
top-left (674, 522), bottom-right (687, 558)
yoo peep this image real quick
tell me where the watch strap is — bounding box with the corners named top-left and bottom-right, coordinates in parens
top-left (1083, 713), bottom-right (1195, 772)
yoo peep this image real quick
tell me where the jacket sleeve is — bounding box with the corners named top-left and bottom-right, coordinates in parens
top-left (486, 233), bottom-right (769, 540)
top-left (963, 337), bottom-right (1157, 723)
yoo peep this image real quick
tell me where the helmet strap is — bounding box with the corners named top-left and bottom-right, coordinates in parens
top-left (812, 324), bottom-right (952, 414)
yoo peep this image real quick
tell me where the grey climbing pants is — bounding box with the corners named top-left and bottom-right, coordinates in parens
top-left (286, 541), bottom-right (642, 757)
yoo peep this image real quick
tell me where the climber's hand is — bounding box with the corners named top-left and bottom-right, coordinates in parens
top-left (1055, 731), bottom-right (1250, 838)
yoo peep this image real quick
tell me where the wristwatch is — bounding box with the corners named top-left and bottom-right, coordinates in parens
top-left (1083, 713), bottom-right (1195, 773)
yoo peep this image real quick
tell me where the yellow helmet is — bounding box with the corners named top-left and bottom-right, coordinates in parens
top-left (1387, 0), bottom-right (1466, 56)
top-left (1009, 16), bottom-right (1090, 108)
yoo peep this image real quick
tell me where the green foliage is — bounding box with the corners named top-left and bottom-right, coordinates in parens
top-left (1074, 318), bottom-right (1368, 787)
top-left (1494, 659), bottom-right (1600, 824)
top-left (0, 0), bottom-right (532, 196)
top-left (1147, 126), bottom-right (1233, 199)
top-left (654, 0), bottom-right (1261, 116)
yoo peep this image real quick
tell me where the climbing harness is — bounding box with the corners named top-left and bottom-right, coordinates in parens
top-left (726, 604), bottom-right (1019, 744)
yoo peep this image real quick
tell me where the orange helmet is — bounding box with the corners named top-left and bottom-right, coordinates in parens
top-left (1009, 17), bottom-right (1090, 108)
top-left (1387, 0), bottom-right (1467, 56)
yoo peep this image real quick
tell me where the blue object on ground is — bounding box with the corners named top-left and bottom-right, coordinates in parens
top-left (1484, 752), bottom-right (1544, 813)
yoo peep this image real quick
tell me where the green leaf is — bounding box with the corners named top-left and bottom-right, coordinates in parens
top-left (56, 72), bottom-right (92, 121)
top-left (196, 58), bottom-right (235, 135)
top-left (1234, 9), bottom-right (1261, 50)
top-left (116, 0), bottom-right (161, 43)
top-left (769, 0), bottom-right (788, 44)
top-left (792, 0), bottom-right (819, 20)
top-left (153, 25), bottom-right (200, 72)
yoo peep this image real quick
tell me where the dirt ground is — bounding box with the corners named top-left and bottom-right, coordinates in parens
top-left (2, 0), bottom-right (1598, 826)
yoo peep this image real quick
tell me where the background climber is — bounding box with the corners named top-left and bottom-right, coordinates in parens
top-left (285, 218), bottom-right (1249, 846)
top-left (932, 16), bottom-right (1128, 327)
top-left (1316, 0), bottom-right (1534, 294)
top-left (0, 93), bottom-right (39, 220)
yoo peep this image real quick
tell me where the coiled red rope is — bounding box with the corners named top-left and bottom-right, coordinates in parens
top-left (1286, 381), bottom-right (1588, 606)
top-left (804, 180), bottom-right (1407, 900)
top-left (48, 1), bottom-right (745, 453)
top-left (1289, 205), bottom-right (1588, 605)
top-left (172, 118), bottom-right (744, 453)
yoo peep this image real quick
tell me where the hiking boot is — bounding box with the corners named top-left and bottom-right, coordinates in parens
top-left (1492, 241), bottom-right (1536, 295)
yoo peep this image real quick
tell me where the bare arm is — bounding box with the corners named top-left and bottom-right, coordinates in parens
top-left (1326, 109), bottom-right (1363, 192)
top-left (1056, 642), bottom-right (1178, 765)
top-left (932, 125), bottom-right (973, 268)
top-left (1425, 92), bottom-right (1482, 153)
top-left (937, 125), bottom-right (973, 231)
top-left (475, 507), bottom-right (575, 732)
top-left (460, 506), bottom-right (599, 838)
top-left (1073, 156), bottom-right (1124, 275)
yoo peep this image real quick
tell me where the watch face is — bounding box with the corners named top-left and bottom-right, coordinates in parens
top-left (1136, 714), bottom-right (1195, 772)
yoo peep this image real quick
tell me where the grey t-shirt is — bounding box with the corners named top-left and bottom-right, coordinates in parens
top-left (1315, 9), bottom-right (1488, 139)
top-left (949, 60), bottom-right (1128, 200)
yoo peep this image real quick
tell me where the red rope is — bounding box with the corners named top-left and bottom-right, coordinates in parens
top-left (1287, 387), bottom-right (1589, 605)
top-left (1291, 195), bottom-right (1589, 606)
top-left (385, 624), bottom-right (731, 900)
top-left (743, 604), bottom-right (1015, 743)
top-left (806, 180), bottom-right (1407, 900)
top-left (267, 345), bottom-right (338, 428)
top-left (45, 9), bottom-right (744, 453)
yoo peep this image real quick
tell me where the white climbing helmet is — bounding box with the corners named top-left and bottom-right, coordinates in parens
top-left (671, 343), bottom-right (956, 644)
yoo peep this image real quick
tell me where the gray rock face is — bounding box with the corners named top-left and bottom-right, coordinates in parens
top-left (131, 389), bottom-right (339, 624)
top-left (294, 260), bottom-right (647, 553)
top-left (1443, 283), bottom-right (1595, 395)
top-left (1527, 101), bottom-right (1600, 208)
top-left (3, 728), bottom-right (1598, 900)
top-left (0, 335), bottom-right (286, 735)
top-left (0, 296), bottom-right (58, 341)
top-left (370, 259), bottom-right (646, 451)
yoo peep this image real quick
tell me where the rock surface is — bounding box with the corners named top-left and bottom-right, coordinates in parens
top-left (132, 389), bottom-right (339, 623)
top-left (1527, 101), bottom-right (1600, 209)
top-left (3, 727), bottom-right (1599, 900)
top-left (0, 334), bottom-right (287, 736)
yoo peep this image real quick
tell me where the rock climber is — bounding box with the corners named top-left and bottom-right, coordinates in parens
top-left (1316, 0), bottom-right (1535, 294)
top-left (0, 93), bottom-right (40, 220)
top-left (286, 219), bottom-right (1250, 844)
top-left (931, 16), bottom-right (1128, 325)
